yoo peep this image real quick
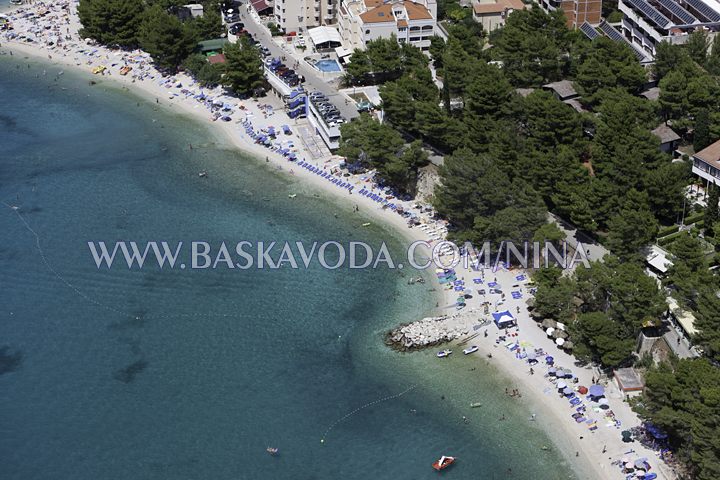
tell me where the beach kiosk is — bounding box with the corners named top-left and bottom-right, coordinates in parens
top-left (492, 310), bottom-right (516, 329)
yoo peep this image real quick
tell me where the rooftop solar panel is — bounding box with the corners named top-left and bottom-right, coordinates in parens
top-left (626, 0), bottom-right (671, 27)
top-left (580, 21), bottom-right (600, 39)
top-left (658, 0), bottom-right (697, 23)
top-left (598, 21), bottom-right (647, 60)
top-left (683, 0), bottom-right (720, 21)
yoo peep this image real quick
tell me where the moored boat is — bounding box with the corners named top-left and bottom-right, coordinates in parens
top-left (463, 345), bottom-right (479, 355)
top-left (436, 349), bottom-right (452, 358)
top-left (470, 402), bottom-right (483, 408)
top-left (432, 455), bottom-right (455, 471)
top-left (266, 447), bottom-right (278, 455)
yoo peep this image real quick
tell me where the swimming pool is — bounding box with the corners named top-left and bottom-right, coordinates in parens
top-left (315, 59), bottom-right (342, 72)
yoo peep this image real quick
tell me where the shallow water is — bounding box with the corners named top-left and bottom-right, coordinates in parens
top-left (0, 58), bottom-right (579, 479)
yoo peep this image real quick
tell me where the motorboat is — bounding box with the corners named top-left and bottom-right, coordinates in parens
top-left (470, 402), bottom-right (483, 408)
top-left (436, 349), bottom-right (452, 358)
top-left (266, 447), bottom-right (278, 456)
top-left (463, 345), bottom-right (479, 355)
top-left (198, 171), bottom-right (208, 178)
top-left (432, 455), bottom-right (455, 471)
top-left (288, 194), bottom-right (297, 199)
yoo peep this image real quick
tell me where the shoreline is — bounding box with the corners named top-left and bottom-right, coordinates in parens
top-left (0, 4), bottom-right (672, 479)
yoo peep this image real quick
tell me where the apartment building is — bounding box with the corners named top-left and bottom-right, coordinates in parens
top-left (618, 0), bottom-right (720, 57)
top-left (537, 0), bottom-right (602, 27)
top-left (337, 0), bottom-right (437, 51)
top-left (274, 0), bottom-right (337, 33)
top-left (693, 139), bottom-right (720, 187)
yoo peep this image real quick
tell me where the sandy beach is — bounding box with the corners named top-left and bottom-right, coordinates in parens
top-left (0, 3), bottom-right (675, 479)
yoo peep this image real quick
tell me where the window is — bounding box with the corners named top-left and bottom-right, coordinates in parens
top-left (409, 36), bottom-right (420, 41)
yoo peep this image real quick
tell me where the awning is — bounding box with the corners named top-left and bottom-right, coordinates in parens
top-left (676, 310), bottom-right (699, 336)
top-left (334, 46), bottom-right (352, 58)
top-left (251, 0), bottom-right (272, 14)
top-left (308, 26), bottom-right (342, 47)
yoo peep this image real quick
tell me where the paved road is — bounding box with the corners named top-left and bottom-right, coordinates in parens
top-left (548, 212), bottom-right (610, 263)
top-left (663, 328), bottom-right (699, 359)
top-left (238, 7), bottom-right (359, 120)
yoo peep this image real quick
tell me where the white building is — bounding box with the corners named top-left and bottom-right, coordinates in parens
top-left (692, 138), bottom-right (720, 187)
top-left (618, 0), bottom-right (720, 57)
top-left (274, 0), bottom-right (338, 34)
top-left (471, 0), bottom-right (526, 32)
top-left (337, 0), bottom-right (437, 52)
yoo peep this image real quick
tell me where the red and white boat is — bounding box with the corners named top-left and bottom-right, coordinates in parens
top-left (432, 455), bottom-right (455, 471)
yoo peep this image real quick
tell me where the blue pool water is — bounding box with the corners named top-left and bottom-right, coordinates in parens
top-left (315, 59), bottom-right (342, 72)
top-left (0, 56), bottom-right (579, 479)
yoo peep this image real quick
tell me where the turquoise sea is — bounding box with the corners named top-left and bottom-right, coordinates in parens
top-left (0, 57), bottom-right (580, 479)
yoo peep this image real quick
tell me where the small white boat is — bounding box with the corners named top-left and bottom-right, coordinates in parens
top-left (437, 349), bottom-right (452, 358)
top-left (470, 402), bottom-right (483, 408)
top-left (198, 171), bottom-right (208, 178)
top-left (463, 345), bottom-right (479, 355)
top-left (288, 194), bottom-right (297, 198)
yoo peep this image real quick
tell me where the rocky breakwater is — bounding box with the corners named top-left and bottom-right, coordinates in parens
top-left (386, 311), bottom-right (477, 351)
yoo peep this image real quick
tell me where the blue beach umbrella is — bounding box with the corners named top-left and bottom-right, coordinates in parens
top-left (589, 385), bottom-right (605, 397)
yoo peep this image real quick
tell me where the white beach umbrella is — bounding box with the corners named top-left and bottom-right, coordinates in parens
top-left (555, 337), bottom-right (565, 346)
top-left (546, 327), bottom-right (555, 337)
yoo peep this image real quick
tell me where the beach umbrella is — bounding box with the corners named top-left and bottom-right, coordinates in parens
top-left (555, 337), bottom-right (565, 346)
top-left (634, 458), bottom-right (648, 469)
top-left (557, 380), bottom-right (567, 389)
top-left (545, 356), bottom-right (554, 364)
top-left (527, 351), bottom-right (537, 361)
top-left (548, 367), bottom-right (557, 375)
top-left (562, 369), bottom-right (573, 378)
top-left (589, 385), bottom-right (605, 397)
top-left (577, 386), bottom-right (588, 395)
top-left (598, 397), bottom-right (609, 405)
top-left (546, 327), bottom-right (555, 337)
top-left (563, 386), bottom-right (574, 395)
top-left (622, 431), bottom-right (633, 442)
top-left (562, 341), bottom-right (574, 350)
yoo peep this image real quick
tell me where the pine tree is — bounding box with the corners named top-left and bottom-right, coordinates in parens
top-left (222, 37), bottom-right (264, 96)
top-left (706, 184), bottom-right (720, 237)
top-left (138, 6), bottom-right (197, 72)
top-left (78, 0), bottom-right (145, 48)
top-left (695, 108), bottom-right (712, 152)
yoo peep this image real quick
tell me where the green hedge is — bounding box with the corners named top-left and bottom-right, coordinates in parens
top-left (685, 212), bottom-right (705, 225)
top-left (658, 230), bottom-right (688, 246)
top-left (658, 225), bottom-right (680, 237)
